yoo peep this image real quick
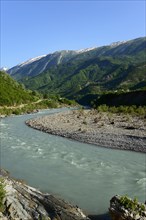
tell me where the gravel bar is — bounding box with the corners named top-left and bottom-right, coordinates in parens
top-left (26, 110), bottom-right (146, 153)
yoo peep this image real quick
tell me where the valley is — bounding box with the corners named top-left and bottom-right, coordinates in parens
top-left (0, 36), bottom-right (146, 220)
top-left (7, 37), bottom-right (146, 102)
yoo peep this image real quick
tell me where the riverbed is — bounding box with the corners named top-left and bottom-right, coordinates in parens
top-left (0, 108), bottom-right (146, 215)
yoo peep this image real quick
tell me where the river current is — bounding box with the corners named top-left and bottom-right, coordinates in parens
top-left (0, 108), bottom-right (146, 215)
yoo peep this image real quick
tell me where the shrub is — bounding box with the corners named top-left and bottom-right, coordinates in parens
top-left (96, 105), bottom-right (146, 116)
top-left (12, 109), bottom-right (21, 115)
top-left (97, 104), bottom-right (109, 112)
top-left (0, 179), bottom-right (6, 212)
top-left (119, 195), bottom-right (145, 215)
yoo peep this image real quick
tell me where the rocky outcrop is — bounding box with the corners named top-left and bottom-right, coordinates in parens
top-left (109, 195), bottom-right (146, 220)
top-left (0, 169), bottom-right (90, 220)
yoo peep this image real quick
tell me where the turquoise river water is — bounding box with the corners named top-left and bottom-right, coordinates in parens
top-left (0, 108), bottom-right (146, 215)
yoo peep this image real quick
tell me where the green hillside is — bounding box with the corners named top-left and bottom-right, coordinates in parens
top-left (0, 71), bottom-right (77, 116)
top-left (22, 56), bottom-right (146, 100)
top-left (6, 37), bottom-right (146, 109)
top-left (19, 37), bottom-right (146, 100)
top-left (0, 71), bottom-right (38, 106)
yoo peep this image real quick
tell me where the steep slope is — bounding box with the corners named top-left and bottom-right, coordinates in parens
top-left (0, 71), bottom-right (37, 106)
top-left (22, 54), bottom-right (146, 99)
top-left (8, 50), bottom-right (81, 80)
top-left (8, 37), bottom-right (146, 100)
top-left (8, 37), bottom-right (145, 80)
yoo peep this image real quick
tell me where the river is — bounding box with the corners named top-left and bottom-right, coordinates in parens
top-left (0, 108), bottom-right (146, 215)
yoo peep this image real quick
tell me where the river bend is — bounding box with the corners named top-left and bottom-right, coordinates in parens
top-left (0, 108), bottom-right (145, 215)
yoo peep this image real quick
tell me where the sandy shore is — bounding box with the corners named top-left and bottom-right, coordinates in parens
top-left (26, 109), bottom-right (146, 153)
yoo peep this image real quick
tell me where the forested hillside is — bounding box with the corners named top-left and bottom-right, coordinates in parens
top-left (6, 37), bottom-right (146, 108)
top-left (0, 71), bottom-right (38, 106)
top-left (21, 54), bottom-right (146, 99)
top-left (15, 37), bottom-right (146, 100)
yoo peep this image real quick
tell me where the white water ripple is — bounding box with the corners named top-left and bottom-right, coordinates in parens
top-left (137, 178), bottom-right (146, 188)
top-left (1, 108), bottom-right (145, 215)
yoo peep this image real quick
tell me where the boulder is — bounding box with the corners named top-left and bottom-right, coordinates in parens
top-left (109, 195), bottom-right (146, 220)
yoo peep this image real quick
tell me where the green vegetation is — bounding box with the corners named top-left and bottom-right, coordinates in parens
top-left (88, 90), bottom-right (146, 114)
top-left (95, 90), bottom-right (146, 107)
top-left (0, 71), bottom-right (77, 116)
top-left (0, 178), bottom-right (6, 212)
top-left (95, 105), bottom-right (146, 116)
top-left (0, 71), bottom-right (40, 106)
top-left (0, 98), bottom-right (77, 116)
top-left (5, 37), bottom-right (146, 110)
top-left (119, 196), bottom-right (145, 216)
top-left (2, 38), bottom-right (146, 113)
top-left (88, 90), bottom-right (146, 116)
top-left (18, 37), bottom-right (146, 101)
top-left (21, 58), bottom-right (146, 100)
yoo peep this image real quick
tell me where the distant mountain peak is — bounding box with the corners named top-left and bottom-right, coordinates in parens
top-left (7, 36), bottom-right (146, 83)
top-left (76, 47), bottom-right (97, 53)
top-left (0, 67), bottom-right (9, 71)
top-left (109, 40), bottom-right (129, 47)
top-left (18, 55), bottom-right (47, 67)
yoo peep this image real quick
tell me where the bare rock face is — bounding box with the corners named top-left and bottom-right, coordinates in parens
top-left (109, 195), bottom-right (146, 220)
top-left (0, 169), bottom-right (90, 220)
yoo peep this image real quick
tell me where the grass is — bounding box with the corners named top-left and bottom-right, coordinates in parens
top-left (0, 178), bottom-right (6, 212)
top-left (119, 195), bottom-right (145, 216)
top-left (96, 104), bottom-right (146, 117)
top-left (0, 98), bottom-right (77, 116)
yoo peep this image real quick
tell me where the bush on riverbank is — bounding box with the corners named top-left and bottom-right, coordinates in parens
top-left (110, 195), bottom-right (146, 220)
top-left (119, 195), bottom-right (145, 215)
top-left (0, 179), bottom-right (6, 212)
top-left (0, 98), bottom-right (77, 116)
top-left (96, 104), bottom-right (146, 116)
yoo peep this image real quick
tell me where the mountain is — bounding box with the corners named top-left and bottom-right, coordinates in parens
top-left (8, 37), bottom-right (145, 80)
top-left (7, 37), bottom-right (146, 100)
top-left (8, 50), bottom-right (83, 80)
top-left (0, 67), bottom-right (8, 71)
top-left (0, 71), bottom-right (37, 106)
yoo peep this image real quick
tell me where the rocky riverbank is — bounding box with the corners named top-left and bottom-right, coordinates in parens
top-left (109, 195), bottom-right (146, 220)
top-left (26, 109), bottom-right (146, 153)
top-left (0, 169), bottom-right (90, 220)
top-left (0, 169), bottom-right (146, 220)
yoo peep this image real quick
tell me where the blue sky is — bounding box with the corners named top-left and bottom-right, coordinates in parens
top-left (1, 0), bottom-right (145, 68)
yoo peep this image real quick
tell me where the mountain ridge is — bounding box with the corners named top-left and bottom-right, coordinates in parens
top-left (8, 37), bottom-right (145, 79)
top-left (7, 36), bottom-right (146, 101)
